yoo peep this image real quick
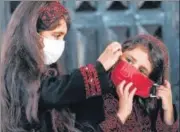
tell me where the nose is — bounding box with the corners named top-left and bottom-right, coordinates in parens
top-left (132, 63), bottom-right (139, 70)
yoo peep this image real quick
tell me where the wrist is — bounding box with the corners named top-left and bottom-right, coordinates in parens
top-left (163, 104), bottom-right (173, 112)
top-left (96, 61), bottom-right (107, 73)
top-left (117, 112), bottom-right (128, 124)
top-left (163, 105), bottom-right (174, 125)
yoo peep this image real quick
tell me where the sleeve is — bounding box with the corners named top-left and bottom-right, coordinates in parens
top-left (97, 96), bottom-right (148, 132)
top-left (39, 61), bottom-right (110, 109)
top-left (97, 93), bottom-right (129, 132)
top-left (98, 110), bottom-right (140, 132)
top-left (156, 104), bottom-right (179, 132)
top-left (99, 114), bottom-right (125, 132)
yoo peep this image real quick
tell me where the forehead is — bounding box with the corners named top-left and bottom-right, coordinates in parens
top-left (51, 18), bottom-right (67, 33)
top-left (123, 46), bottom-right (152, 72)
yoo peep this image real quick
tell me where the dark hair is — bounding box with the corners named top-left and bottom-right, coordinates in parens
top-left (121, 35), bottom-right (168, 115)
top-left (0, 1), bottom-right (75, 132)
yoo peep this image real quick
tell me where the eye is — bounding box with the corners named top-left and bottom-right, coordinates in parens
top-left (52, 32), bottom-right (65, 40)
top-left (139, 68), bottom-right (147, 76)
top-left (125, 57), bottom-right (133, 64)
top-left (54, 34), bottom-right (61, 39)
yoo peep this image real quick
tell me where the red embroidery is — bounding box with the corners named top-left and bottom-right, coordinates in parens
top-left (80, 64), bottom-right (101, 98)
top-left (80, 67), bottom-right (90, 97)
top-left (99, 94), bottom-right (120, 132)
top-left (100, 94), bottom-right (141, 132)
top-left (100, 94), bottom-right (179, 132)
top-left (88, 65), bottom-right (96, 95)
top-left (156, 110), bottom-right (179, 132)
top-left (100, 114), bottom-right (123, 132)
top-left (89, 64), bottom-right (101, 95)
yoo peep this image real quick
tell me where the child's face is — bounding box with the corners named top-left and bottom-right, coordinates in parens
top-left (120, 46), bottom-right (153, 77)
top-left (39, 18), bottom-right (67, 41)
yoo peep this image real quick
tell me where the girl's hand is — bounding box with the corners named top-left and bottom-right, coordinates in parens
top-left (116, 80), bottom-right (137, 124)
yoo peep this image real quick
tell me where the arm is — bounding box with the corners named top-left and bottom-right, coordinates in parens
top-left (163, 105), bottom-right (174, 125)
top-left (99, 114), bottom-right (125, 132)
top-left (98, 94), bottom-right (141, 132)
top-left (40, 61), bottom-right (110, 109)
top-left (156, 104), bottom-right (179, 132)
top-left (156, 80), bottom-right (179, 127)
top-left (39, 42), bottom-right (122, 109)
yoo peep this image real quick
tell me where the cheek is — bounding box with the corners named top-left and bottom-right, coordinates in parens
top-left (120, 55), bottom-right (127, 62)
top-left (60, 35), bottom-right (65, 40)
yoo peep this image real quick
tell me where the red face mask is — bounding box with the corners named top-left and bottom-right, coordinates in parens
top-left (111, 60), bottom-right (158, 98)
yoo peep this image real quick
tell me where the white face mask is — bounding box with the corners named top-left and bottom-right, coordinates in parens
top-left (43, 37), bottom-right (65, 65)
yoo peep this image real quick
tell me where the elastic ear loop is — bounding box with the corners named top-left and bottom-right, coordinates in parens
top-left (150, 83), bottom-right (159, 98)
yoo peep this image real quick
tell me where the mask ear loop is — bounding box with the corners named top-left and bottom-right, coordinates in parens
top-left (150, 83), bottom-right (159, 98)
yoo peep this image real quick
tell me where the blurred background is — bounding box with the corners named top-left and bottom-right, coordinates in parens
top-left (0, 1), bottom-right (179, 114)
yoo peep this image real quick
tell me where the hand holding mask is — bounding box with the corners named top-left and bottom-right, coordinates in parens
top-left (111, 60), bottom-right (158, 98)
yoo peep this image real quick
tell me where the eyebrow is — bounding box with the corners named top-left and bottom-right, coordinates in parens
top-left (140, 66), bottom-right (149, 75)
top-left (52, 25), bottom-right (67, 35)
top-left (129, 55), bottom-right (137, 62)
top-left (128, 55), bottom-right (149, 74)
top-left (52, 31), bottom-right (65, 35)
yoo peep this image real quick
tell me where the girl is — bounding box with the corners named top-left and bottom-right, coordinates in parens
top-left (72, 35), bottom-right (179, 132)
top-left (100, 34), bottom-right (179, 132)
top-left (0, 1), bottom-right (121, 132)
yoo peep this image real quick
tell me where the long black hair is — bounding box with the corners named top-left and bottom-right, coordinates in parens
top-left (0, 1), bottom-right (78, 132)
